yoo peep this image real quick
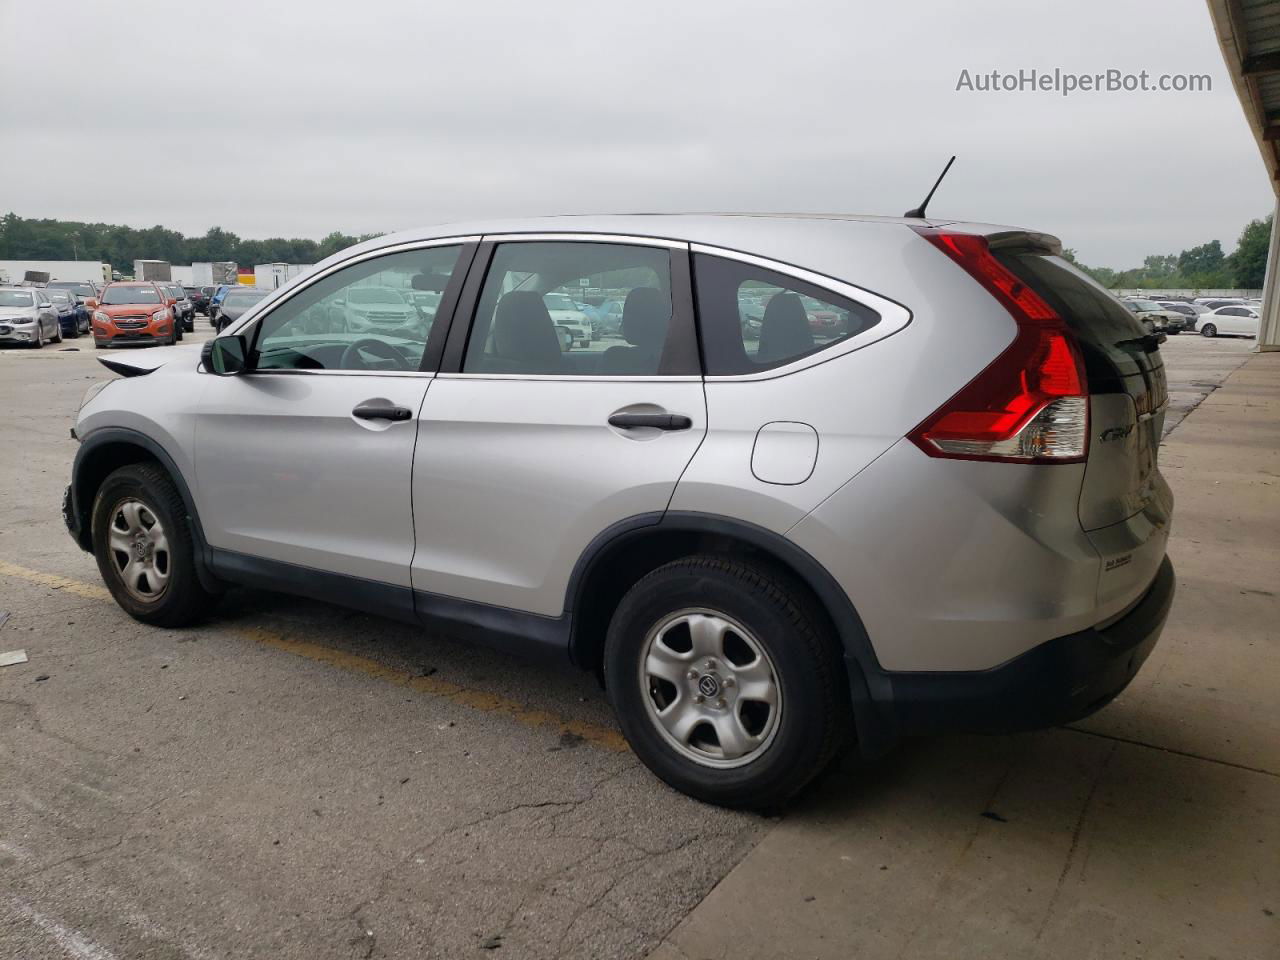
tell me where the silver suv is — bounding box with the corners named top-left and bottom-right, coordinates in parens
top-left (63, 215), bottom-right (1175, 808)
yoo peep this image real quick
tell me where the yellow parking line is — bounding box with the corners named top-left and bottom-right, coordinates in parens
top-left (0, 561), bottom-right (113, 601)
top-left (0, 560), bottom-right (629, 753)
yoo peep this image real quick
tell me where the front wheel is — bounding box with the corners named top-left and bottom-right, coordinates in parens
top-left (604, 556), bottom-right (850, 809)
top-left (51, 322), bottom-right (63, 344)
top-left (1201, 323), bottom-right (1217, 338)
top-left (91, 463), bottom-right (218, 626)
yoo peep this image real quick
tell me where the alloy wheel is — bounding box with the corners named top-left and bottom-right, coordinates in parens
top-left (638, 608), bottom-right (782, 768)
top-left (107, 498), bottom-right (171, 602)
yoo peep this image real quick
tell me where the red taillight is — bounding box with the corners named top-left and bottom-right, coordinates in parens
top-left (909, 229), bottom-right (1088, 463)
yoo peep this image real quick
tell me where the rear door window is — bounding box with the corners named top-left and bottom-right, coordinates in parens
top-left (693, 254), bottom-right (880, 375)
top-left (462, 241), bottom-right (695, 377)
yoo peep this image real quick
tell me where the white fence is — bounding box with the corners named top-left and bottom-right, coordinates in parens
top-left (1113, 288), bottom-right (1262, 298)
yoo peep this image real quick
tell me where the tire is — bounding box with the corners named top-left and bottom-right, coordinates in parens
top-left (31, 324), bottom-right (43, 349)
top-left (94, 339), bottom-right (105, 350)
top-left (67, 320), bottom-right (81, 339)
top-left (91, 462), bottom-right (218, 627)
top-left (1201, 323), bottom-right (1217, 338)
top-left (51, 322), bottom-right (63, 344)
top-left (604, 555), bottom-right (851, 809)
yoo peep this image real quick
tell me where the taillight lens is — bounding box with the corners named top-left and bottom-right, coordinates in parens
top-left (909, 229), bottom-right (1088, 463)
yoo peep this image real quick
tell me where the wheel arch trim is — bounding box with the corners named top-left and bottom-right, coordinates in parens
top-left (564, 510), bottom-right (898, 754)
top-left (69, 427), bottom-right (219, 591)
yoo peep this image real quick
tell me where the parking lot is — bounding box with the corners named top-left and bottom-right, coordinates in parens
top-left (1, 329), bottom-right (1276, 960)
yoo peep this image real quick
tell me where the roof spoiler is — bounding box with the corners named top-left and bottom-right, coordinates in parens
top-left (984, 230), bottom-right (1062, 257)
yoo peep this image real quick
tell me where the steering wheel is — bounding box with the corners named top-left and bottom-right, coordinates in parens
top-left (339, 337), bottom-right (411, 371)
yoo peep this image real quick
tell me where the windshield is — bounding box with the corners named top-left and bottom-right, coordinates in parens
top-left (348, 288), bottom-right (405, 305)
top-left (101, 286), bottom-right (162, 305)
top-left (1131, 300), bottom-right (1160, 310)
top-left (0, 291), bottom-right (35, 307)
top-left (48, 281), bottom-right (95, 297)
top-left (48, 291), bottom-right (71, 303)
top-left (544, 294), bottom-right (577, 311)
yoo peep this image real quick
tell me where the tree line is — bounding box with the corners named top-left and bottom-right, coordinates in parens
top-left (0, 210), bottom-right (1272, 289)
top-left (1065, 214), bottom-right (1271, 290)
top-left (0, 212), bottom-right (382, 269)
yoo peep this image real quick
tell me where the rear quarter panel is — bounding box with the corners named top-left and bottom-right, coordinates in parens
top-left (669, 221), bottom-right (1019, 532)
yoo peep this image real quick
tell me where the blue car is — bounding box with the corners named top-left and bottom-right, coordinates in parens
top-left (44, 280), bottom-right (97, 338)
top-left (209, 284), bottom-right (233, 325)
top-left (46, 289), bottom-right (89, 339)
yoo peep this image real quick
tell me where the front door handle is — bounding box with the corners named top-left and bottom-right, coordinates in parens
top-left (607, 412), bottom-right (693, 431)
top-left (353, 400), bottom-right (413, 422)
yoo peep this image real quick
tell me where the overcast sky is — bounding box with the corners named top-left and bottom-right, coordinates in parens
top-left (0, 0), bottom-right (1270, 267)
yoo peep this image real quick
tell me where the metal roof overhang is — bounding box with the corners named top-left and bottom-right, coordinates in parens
top-left (1209, 0), bottom-right (1280, 193)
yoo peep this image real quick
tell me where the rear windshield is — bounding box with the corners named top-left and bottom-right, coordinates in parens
top-left (223, 292), bottom-right (268, 308)
top-left (993, 252), bottom-right (1155, 382)
top-left (102, 286), bottom-right (162, 305)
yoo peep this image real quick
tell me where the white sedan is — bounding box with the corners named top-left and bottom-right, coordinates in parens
top-left (1199, 305), bottom-right (1260, 338)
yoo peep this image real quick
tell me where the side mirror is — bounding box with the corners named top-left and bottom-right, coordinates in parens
top-left (39, 301), bottom-right (53, 309)
top-left (85, 299), bottom-right (99, 309)
top-left (202, 334), bottom-right (248, 375)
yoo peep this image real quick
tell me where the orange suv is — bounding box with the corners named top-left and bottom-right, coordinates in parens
top-left (90, 282), bottom-right (177, 348)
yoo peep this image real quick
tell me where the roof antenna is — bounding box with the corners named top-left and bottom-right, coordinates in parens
top-left (903, 155), bottom-right (956, 219)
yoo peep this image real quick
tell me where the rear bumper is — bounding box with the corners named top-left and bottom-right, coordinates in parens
top-left (862, 556), bottom-right (1174, 738)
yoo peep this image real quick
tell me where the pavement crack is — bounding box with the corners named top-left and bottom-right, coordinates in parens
top-left (1063, 725), bottom-right (1279, 778)
top-left (1036, 741), bottom-right (1116, 940)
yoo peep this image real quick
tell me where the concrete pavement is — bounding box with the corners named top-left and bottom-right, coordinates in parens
top-left (0, 333), bottom-right (1274, 960)
top-left (650, 351), bottom-right (1280, 960)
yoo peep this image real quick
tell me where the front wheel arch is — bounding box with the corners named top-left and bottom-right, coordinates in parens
top-left (70, 430), bottom-right (220, 593)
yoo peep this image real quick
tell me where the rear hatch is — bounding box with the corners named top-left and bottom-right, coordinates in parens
top-left (992, 242), bottom-right (1173, 614)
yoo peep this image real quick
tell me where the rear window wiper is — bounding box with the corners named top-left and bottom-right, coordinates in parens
top-left (1114, 333), bottom-right (1166, 352)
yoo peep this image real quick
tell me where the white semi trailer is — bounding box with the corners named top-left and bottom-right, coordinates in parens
top-left (133, 260), bottom-right (172, 282)
top-left (191, 261), bottom-right (238, 286)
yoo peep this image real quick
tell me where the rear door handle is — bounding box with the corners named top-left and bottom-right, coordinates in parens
top-left (353, 400), bottom-right (413, 422)
top-left (607, 412), bottom-right (693, 431)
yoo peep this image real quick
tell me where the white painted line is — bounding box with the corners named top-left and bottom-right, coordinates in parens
top-left (7, 897), bottom-right (120, 960)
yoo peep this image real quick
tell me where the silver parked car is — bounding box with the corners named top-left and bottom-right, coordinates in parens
top-left (63, 215), bottom-right (1175, 808)
top-left (0, 286), bottom-right (62, 347)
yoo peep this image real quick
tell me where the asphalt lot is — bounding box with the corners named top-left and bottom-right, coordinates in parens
top-left (0, 326), bottom-right (1266, 959)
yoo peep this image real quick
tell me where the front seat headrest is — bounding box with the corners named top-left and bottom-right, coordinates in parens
top-left (756, 292), bottom-right (814, 364)
top-left (492, 291), bottom-right (561, 370)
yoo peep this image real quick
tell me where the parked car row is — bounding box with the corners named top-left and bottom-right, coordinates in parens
top-left (1120, 294), bottom-right (1262, 338)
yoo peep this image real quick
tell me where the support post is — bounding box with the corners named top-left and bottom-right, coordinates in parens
top-left (1257, 197), bottom-right (1280, 352)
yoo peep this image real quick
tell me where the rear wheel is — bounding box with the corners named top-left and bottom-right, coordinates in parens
top-left (91, 463), bottom-right (218, 626)
top-left (604, 556), bottom-right (850, 809)
top-left (1201, 322), bottom-right (1217, 338)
